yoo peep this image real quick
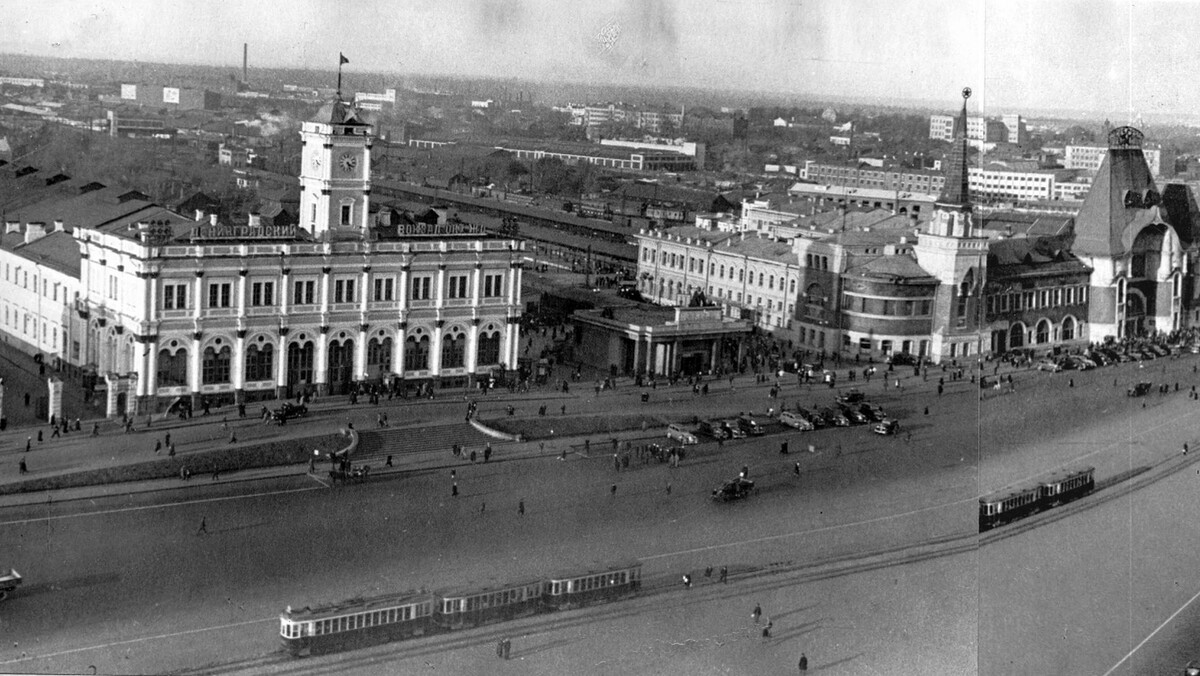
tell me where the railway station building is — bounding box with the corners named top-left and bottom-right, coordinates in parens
top-left (0, 97), bottom-right (525, 417)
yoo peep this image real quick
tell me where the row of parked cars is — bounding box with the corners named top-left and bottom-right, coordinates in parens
top-left (1036, 343), bottom-right (1189, 373)
top-left (779, 389), bottom-right (899, 436)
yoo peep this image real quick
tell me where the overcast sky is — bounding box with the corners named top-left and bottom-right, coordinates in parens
top-left (1, 0), bottom-right (1194, 115)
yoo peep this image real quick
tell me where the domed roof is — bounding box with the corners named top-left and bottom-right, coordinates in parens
top-left (311, 98), bottom-right (371, 126)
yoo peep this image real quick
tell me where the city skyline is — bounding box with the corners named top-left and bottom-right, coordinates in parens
top-left (0, 0), bottom-right (1195, 118)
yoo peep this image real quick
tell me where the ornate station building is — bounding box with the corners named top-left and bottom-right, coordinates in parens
top-left (0, 98), bottom-right (524, 416)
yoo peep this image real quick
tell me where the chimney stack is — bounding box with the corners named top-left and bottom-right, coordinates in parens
top-left (248, 213), bottom-right (262, 227)
top-left (5, 221), bottom-right (19, 234)
top-left (195, 209), bottom-right (205, 222)
top-left (24, 222), bottom-right (46, 244)
top-left (53, 220), bottom-right (65, 232)
top-left (209, 214), bottom-right (219, 226)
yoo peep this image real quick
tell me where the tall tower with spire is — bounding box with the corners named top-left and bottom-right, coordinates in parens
top-left (298, 88), bottom-right (373, 240)
top-left (914, 87), bottom-right (990, 362)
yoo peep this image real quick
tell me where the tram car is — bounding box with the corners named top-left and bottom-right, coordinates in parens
top-left (544, 560), bottom-right (642, 609)
top-left (280, 561), bottom-right (643, 657)
top-left (979, 466), bottom-right (1095, 532)
top-left (280, 592), bottom-right (435, 657)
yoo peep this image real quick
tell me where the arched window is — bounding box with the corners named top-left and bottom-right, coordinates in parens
top-left (1035, 319), bottom-right (1051, 344)
top-left (202, 346), bottom-right (232, 384)
top-left (758, 272), bottom-right (764, 286)
top-left (245, 343), bottom-right (274, 381)
top-left (367, 337), bottom-right (393, 375)
top-left (1061, 316), bottom-right (1076, 341)
top-left (790, 279), bottom-right (796, 293)
top-left (404, 335), bottom-right (430, 371)
top-left (1009, 323), bottom-right (1025, 348)
top-left (441, 332), bottom-right (466, 369)
top-left (477, 331), bottom-right (501, 366)
top-left (157, 348), bottom-right (188, 387)
top-left (738, 269), bottom-right (744, 282)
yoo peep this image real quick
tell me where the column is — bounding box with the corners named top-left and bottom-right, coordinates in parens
top-left (279, 269), bottom-right (290, 317)
top-left (319, 267), bottom-right (331, 315)
top-left (430, 322), bottom-right (443, 377)
top-left (466, 321), bottom-right (479, 382)
top-left (632, 334), bottom-right (642, 375)
top-left (672, 338), bottom-right (682, 375)
top-left (360, 267), bottom-right (371, 314)
top-left (232, 332), bottom-right (246, 404)
top-left (710, 338), bottom-right (720, 373)
top-left (354, 327), bottom-right (368, 383)
top-left (189, 335), bottom-right (202, 410)
top-left (146, 339), bottom-right (159, 400)
top-left (435, 265), bottom-right (447, 310)
top-left (315, 331), bottom-right (328, 396)
top-left (398, 267), bottom-right (410, 313)
top-left (193, 273), bottom-right (204, 321)
top-left (275, 333), bottom-right (288, 399)
top-left (237, 271), bottom-right (248, 319)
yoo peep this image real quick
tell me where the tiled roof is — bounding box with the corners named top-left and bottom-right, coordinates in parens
top-left (10, 231), bottom-right (80, 277)
top-left (845, 254), bottom-right (935, 281)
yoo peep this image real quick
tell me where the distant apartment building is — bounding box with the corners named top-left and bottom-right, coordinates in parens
top-left (1063, 143), bottom-right (1175, 178)
top-left (599, 139), bottom-right (705, 170)
top-left (558, 103), bottom-right (684, 135)
top-left (968, 167), bottom-right (1064, 202)
top-left (494, 140), bottom-right (695, 172)
top-left (117, 84), bottom-right (220, 111)
top-left (106, 111), bottom-right (170, 139)
top-left (930, 114), bottom-right (1019, 144)
top-left (0, 77), bottom-right (45, 88)
top-left (354, 88), bottom-right (397, 112)
top-left (801, 161), bottom-right (946, 195)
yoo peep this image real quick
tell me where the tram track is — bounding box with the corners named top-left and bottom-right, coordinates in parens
top-left (175, 451), bottom-right (1200, 675)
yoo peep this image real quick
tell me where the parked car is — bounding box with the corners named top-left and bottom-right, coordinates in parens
top-left (1150, 344), bottom-right (1169, 356)
top-left (698, 420), bottom-right (729, 440)
top-left (1127, 382), bottom-right (1153, 397)
top-left (0, 568), bottom-right (21, 601)
top-left (712, 477), bottom-right (755, 502)
top-left (873, 419), bottom-right (900, 436)
top-left (818, 407), bottom-right (850, 427)
top-left (736, 416), bottom-right (765, 436)
top-left (272, 403), bottom-right (308, 423)
top-left (666, 424), bottom-right (698, 445)
top-left (779, 411), bottom-right (815, 431)
top-left (1035, 359), bottom-right (1063, 372)
top-left (1184, 659), bottom-right (1200, 676)
top-left (835, 389), bottom-right (865, 405)
top-left (838, 404), bottom-right (869, 424)
top-left (721, 419), bottom-right (747, 439)
top-left (888, 352), bottom-right (918, 366)
top-left (795, 407), bottom-right (825, 428)
top-left (859, 403), bottom-right (886, 422)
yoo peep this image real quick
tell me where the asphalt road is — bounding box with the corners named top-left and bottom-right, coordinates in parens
top-left (3, 355), bottom-right (1200, 675)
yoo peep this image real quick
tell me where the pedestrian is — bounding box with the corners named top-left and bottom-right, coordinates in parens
top-left (37, 430), bottom-right (42, 443)
top-left (752, 603), bottom-right (762, 623)
top-left (197, 517), bottom-right (208, 535)
top-left (74, 418), bottom-right (81, 431)
top-left (452, 482), bottom-right (458, 497)
top-left (386, 454), bottom-right (393, 467)
top-left (794, 462), bottom-right (801, 476)
top-left (682, 573), bottom-right (691, 589)
top-left (561, 404), bottom-right (566, 415)
top-left (469, 450), bottom-right (477, 463)
top-left (169, 442), bottom-right (176, 457)
top-left (666, 481), bottom-right (672, 495)
top-left (719, 566), bottom-right (728, 583)
top-left (611, 484), bottom-right (617, 496)
top-left (212, 469), bottom-right (220, 481)
top-left (228, 432), bottom-right (237, 444)
top-left (780, 440), bottom-right (789, 455)
top-left (484, 445), bottom-right (492, 463)
top-left (1185, 443), bottom-right (1190, 455)
top-left (309, 457), bottom-right (316, 473)
top-left (91, 423), bottom-right (99, 436)
top-left (503, 637), bottom-right (511, 659)
top-left (24, 436), bottom-right (31, 453)
top-left (799, 653), bottom-right (808, 672)
top-left (51, 424), bottom-right (60, 439)
top-left (18, 458), bottom-right (27, 474)
top-left (496, 639), bottom-right (504, 659)
top-left (762, 620), bottom-right (773, 639)
top-left (518, 499), bottom-right (525, 516)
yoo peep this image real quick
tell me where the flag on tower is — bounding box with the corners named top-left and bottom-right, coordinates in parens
top-left (340, 53), bottom-right (349, 65)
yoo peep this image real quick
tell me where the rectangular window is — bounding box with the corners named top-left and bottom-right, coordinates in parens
top-left (340, 204), bottom-right (352, 226)
top-left (483, 274), bottom-right (503, 297)
top-left (251, 281), bottom-right (274, 307)
top-left (373, 277), bottom-right (394, 301)
top-left (163, 283), bottom-right (188, 310)
top-left (411, 276), bottom-right (432, 300)
top-left (334, 279), bottom-right (356, 303)
top-left (447, 275), bottom-right (469, 299)
top-left (207, 282), bottom-right (232, 308)
top-left (292, 280), bottom-right (315, 305)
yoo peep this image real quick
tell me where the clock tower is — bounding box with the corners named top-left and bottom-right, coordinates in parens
top-left (298, 98), bottom-right (373, 239)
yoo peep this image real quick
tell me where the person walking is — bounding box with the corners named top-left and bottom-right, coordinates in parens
top-left (452, 482), bottom-right (458, 497)
top-left (518, 499), bottom-right (525, 516)
top-left (682, 573), bottom-right (691, 589)
top-left (752, 603), bottom-right (762, 624)
top-left (794, 462), bottom-right (801, 476)
top-left (762, 619), bottom-right (773, 639)
top-left (719, 566), bottom-right (728, 583)
top-left (18, 458), bottom-right (27, 475)
top-left (197, 517), bottom-right (208, 535)
top-left (798, 653), bottom-right (808, 672)
top-left (502, 637), bottom-right (511, 659)
top-left (24, 436), bottom-right (31, 453)
top-left (386, 455), bottom-right (394, 467)
top-left (51, 424), bottom-right (60, 439)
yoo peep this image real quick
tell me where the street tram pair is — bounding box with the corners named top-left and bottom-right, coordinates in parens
top-left (280, 561), bottom-right (642, 657)
top-left (978, 466), bottom-right (1095, 532)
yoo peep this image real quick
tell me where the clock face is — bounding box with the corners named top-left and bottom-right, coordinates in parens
top-left (339, 153), bottom-right (358, 172)
top-left (311, 155), bottom-right (321, 171)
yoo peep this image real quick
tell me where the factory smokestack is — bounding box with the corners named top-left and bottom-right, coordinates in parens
top-left (243, 43), bottom-right (248, 84)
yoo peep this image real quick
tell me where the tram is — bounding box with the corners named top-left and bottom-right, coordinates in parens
top-left (979, 466), bottom-right (1095, 532)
